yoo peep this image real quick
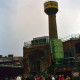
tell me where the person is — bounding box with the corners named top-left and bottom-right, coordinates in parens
top-left (26, 76), bottom-right (30, 80)
top-left (48, 75), bottom-right (52, 80)
top-left (66, 76), bottom-right (70, 80)
top-left (60, 75), bottom-right (64, 80)
top-left (14, 77), bottom-right (17, 80)
top-left (36, 75), bottom-right (40, 80)
top-left (51, 75), bottom-right (55, 80)
top-left (16, 75), bottom-right (22, 80)
top-left (56, 75), bottom-right (60, 80)
top-left (30, 75), bottom-right (35, 80)
top-left (39, 75), bottom-right (44, 80)
top-left (45, 74), bottom-right (52, 80)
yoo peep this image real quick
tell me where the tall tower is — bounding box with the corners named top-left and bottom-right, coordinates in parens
top-left (44, 0), bottom-right (58, 41)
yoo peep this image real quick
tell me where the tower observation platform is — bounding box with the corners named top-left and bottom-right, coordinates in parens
top-left (44, 0), bottom-right (58, 14)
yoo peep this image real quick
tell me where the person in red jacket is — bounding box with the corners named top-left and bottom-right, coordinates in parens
top-left (60, 75), bottom-right (64, 80)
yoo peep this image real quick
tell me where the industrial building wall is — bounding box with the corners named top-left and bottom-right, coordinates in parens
top-left (63, 39), bottom-right (80, 61)
top-left (23, 43), bottom-right (51, 74)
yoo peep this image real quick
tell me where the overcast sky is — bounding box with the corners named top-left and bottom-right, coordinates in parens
top-left (0, 0), bottom-right (80, 56)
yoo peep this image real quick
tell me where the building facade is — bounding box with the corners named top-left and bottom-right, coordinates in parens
top-left (23, 35), bottom-right (80, 79)
top-left (0, 54), bottom-right (23, 78)
top-left (23, 36), bottom-right (51, 74)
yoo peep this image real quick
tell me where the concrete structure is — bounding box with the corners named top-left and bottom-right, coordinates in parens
top-left (44, 0), bottom-right (58, 41)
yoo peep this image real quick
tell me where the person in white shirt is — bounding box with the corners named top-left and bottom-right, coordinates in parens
top-left (51, 75), bottom-right (55, 80)
top-left (16, 75), bottom-right (22, 80)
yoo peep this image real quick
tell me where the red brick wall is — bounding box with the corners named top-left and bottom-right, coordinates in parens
top-left (63, 39), bottom-right (80, 61)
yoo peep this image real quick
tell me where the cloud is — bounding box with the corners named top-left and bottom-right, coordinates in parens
top-left (0, 0), bottom-right (80, 56)
top-left (0, 0), bottom-right (48, 56)
top-left (57, 0), bottom-right (80, 38)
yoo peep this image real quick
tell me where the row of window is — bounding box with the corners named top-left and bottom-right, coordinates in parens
top-left (31, 38), bottom-right (48, 45)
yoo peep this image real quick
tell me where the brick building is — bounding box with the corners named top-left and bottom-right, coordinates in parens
top-left (63, 35), bottom-right (80, 61)
top-left (23, 35), bottom-right (80, 79)
top-left (23, 36), bottom-right (51, 74)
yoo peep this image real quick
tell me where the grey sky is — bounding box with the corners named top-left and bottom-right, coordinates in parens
top-left (0, 0), bottom-right (80, 56)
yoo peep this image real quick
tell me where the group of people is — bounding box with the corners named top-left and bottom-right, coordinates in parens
top-left (1, 74), bottom-right (71, 80)
top-left (16, 74), bottom-right (71, 80)
top-left (16, 74), bottom-right (55, 80)
top-left (56, 75), bottom-right (71, 80)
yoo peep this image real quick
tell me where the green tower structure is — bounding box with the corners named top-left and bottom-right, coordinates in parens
top-left (44, 0), bottom-right (64, 64)
top-left (50, 39), bottom-right (64, 64)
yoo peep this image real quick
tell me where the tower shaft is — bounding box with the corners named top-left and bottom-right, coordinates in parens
top-left (49, 14), bottom-right (58, 41)
top-left (44, 1), bottom-right (58, 41)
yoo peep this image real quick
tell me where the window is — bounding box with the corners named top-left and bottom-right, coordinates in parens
top-left (43, 38), bottom-right (46, 43)
top-left (39, 39), bottom-right (43, 44)
top-left (75, 43), bottom-right (80, 53)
